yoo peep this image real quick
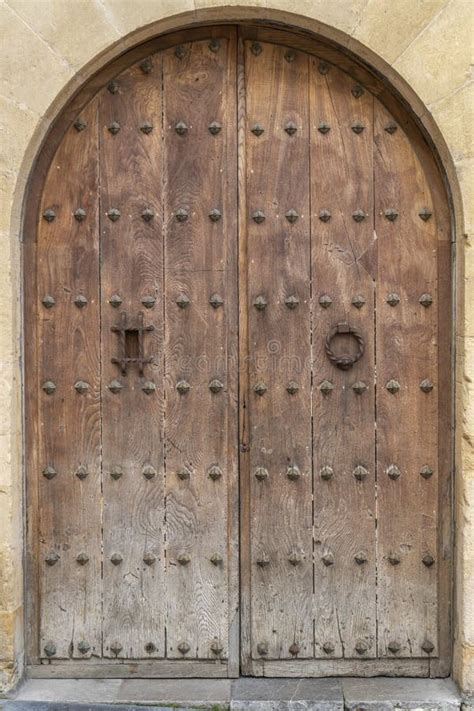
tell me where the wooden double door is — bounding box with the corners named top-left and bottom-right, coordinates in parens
top-left (27, 26), bottom-right (451, 678)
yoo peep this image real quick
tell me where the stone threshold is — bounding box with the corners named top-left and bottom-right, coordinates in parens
top-left (1, 677), bottom-right (465, 710)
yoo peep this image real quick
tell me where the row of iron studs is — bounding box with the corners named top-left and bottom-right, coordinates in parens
top-left (42, 639), bottom-right (224, 659)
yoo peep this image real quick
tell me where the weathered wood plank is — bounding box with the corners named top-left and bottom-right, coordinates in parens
top-left (37, 98), bottom-right (102, 660)
top-left (309, 61), bottom-right (376, 659)
top-left (374, 99), bottom-right (439, 658)
top-left (244, 40), bottom-right (313, 662)
top-left (99, 56), bottom-right (165, 659)
top-left (162, 31), bottom-right (238, 664)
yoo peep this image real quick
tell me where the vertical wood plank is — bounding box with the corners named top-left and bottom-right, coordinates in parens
top-left (374, 99), bottom-right (439, 658)
top-left (162, 31), bottom-right (238, 663)
top-left (37, 99), bottom-right (102, 659)
top-left (245, 40), bottom-right (313, 661)
top-left (100, 57), bottom-right (165, 659)
top-left (309, 62), bottom-right (377, 659)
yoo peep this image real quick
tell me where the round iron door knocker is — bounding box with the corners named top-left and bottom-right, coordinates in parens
top-left (325, 322), bottom-right (364, 370)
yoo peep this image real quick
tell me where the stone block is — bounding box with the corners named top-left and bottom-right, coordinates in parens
top-left (104, 0), bottom-right (194, 35)
top-left (456, 160), bottom-right (474, 237)
top-left (342, 676), bottom-right (461, 710)
top-left (230, 677), bottom-right (343, 710)
top-left (431, 83), bottom-right (474, 164)
top-left (264, 0), bottom-right (369, 36)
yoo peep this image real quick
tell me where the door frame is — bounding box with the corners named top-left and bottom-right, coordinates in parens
top-left (23, 23), bottom-right (453, 679)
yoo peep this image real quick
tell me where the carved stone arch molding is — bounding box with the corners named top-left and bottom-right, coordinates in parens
top-left (23, 22), bottom-right (453, 680)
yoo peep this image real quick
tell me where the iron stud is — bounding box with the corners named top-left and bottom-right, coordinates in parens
top-left (209, 38), bottom-right (220, 53)
top-left (177, 553), bottom-right (191, 566)
top-left (42, 295), bottom-right (55, 309)
top-left (107, 121), bottom-right (120, 135)
top-left (419, 293), bottom-right (433, 307)
top-left (422, 639), bottom-right (434, 654)
top-left (384, 123), bottom-right (398, 134)
top-left (254, 381), bottom-right (267, 396)
top-left (318, 122), bottom-right (330, 134)
top-left (288, 552), bottom-right (302, 566)
top-left (175, 208), bottom-right (189, 222)
top-left (319, 294), bottom-right (332, 308)
top-left (284, 121), bottom-right (297, 136)
top-left (253, 295), bottom-right (267, 310)
top-left (284, 50), bottom-right (296, 63)
top-left (176, 293), bottom-right (190, 308)
top-left (210, 641), bottom-right (223, 655)
top-left (208, 121), bottom-right (221, 135)
top-left (110, 641), bottom-right (122, 655)
top-left (355, 641), bottom-right (368, 655)
top-left (178, 641), bottom-right (190, 654)
top-left (422, 553), bottom-right (435, 567)
top-left (286, 381), bottom-right (299, 395)
top-left (322, 552), bottom-right (334, 567)
top-left (353, 465), bottom-right (368, 481)
top-left (351, 85), bottom-right (364, 98)
top-left (420, 379), bottom-right (433, 393)
top-left (142, 381), bottom-right (156, 394)
top-left (44, 642), bottom-right (56, 657)
top-left (209, 208), bottom-right (222, 222)
top-left (42, 465), bottom-right (57, 480)
top-left (140, 122), bottom-right (153, 134)
top-left (318, 61), bottom-right (330, 75)
top-left (320, 465), bottom-right (333, 481)
top-left (109, 294), bottom-right (123, 307)
top-left (139, 58), bottom-right (153, 74)
top-left (141, 295), bottom-right (156, 308)
top-left (420, 465), bottom-right (434, 480)
top-left (74, 207), bottom-right (87, 222)
top-left (142, 465), bottom-right (156, 480)
top-left (74, 118), bottom-right (87, 132)
top-left (319, 379), bottom-right (334, 395)
top-left (78, 640), bottom-right (90, 654)
top-left (76, 552), bottom-right (89, 566)
top-left (289, 642), bottom-right (300, 656)
top-left (75, 465), bottom-right (88, 480)
top-left (42, 380), bottom-right (56, 395)
top-left (110, 466), bottom-right (123, 480)
top-left (352, 209), bottom-right (366, 222)
top-left (419, 208), bottom-right (432, 221)
top-left (284, 295), bottom-right (299, 309)
top-left (354, 551), bottom-right (367, 565)
top-left (108, 379), bottom-right (123, 393)
top-left (352, 295), bottom-right (365, 309)
top-left (250, 42), bottom-right (262, 56)
top-left (388, 552), bottom-right (400, 565)
top-left (208, 465), bottom-right (222, 481)
top-left (145, 642), bottom-right (156, 653)
top-left (387, 293), bottom-right (400, 306)
top-left (388, 641), bottom-right (401, 654)
top-left (175, 121), bottom-right (188, 135)
top-left (107, 208), bottom-right (120, 222)
top-left (251, 124), bottom-right (264, 136)
top-left (209, 293), bottom-right (224, 309)
top-left (252, 209), bottom-right (265, 223)
top-left (43, 209), bottom-right (56, 222)
top-left (177, 467), bottom-right (190, 481)
top-left (107, 80), bottom-right (119, 94)
top-left (141, 208), bottom-right (154, 222)
top-left (175, 45), bottom-right (186, 59)
top-left (287, 465), bottom-right (300, 481)
top-left (352, 381), bottom-right (367, 395)
top-left (210, 553), bottom-right (223, 566)
top-left (110, 553), bottom-right (123, 565)
top-left (386, 379), bottom-right (400, 394)
top-left (322, 641), bottom-right (335, 654)
top-left (319, 209), bottom-right (331, 222)
top-left (351, 122), bottom-right (365, 134)
top-left (256, 556), bottom-right (270, 568)
top-left (176, 380), bottom-right (190, 394)
top-left (74, 294), bottom-right (88, 308)
top-left (285, 209), bottom-right (299, 223)
top-left (45, 551), bottom-right (60, 566)
top-left (257, 642), bottom-right (268, 656)
top-left (254, 467), bottom-right (269, 481)
top-left (387, 464), bottom-right (401, 480)
top-left (209, 379), bottom-right (224, 393)
top-left (384, 208), bottom-right (399, 222)
top-left (143, 552), bottom-right (156, 566)
top-left (74, 380), bottom-right (89, 394)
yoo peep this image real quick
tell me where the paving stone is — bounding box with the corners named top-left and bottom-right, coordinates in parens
top-left (342, 677), bottom-right (461, 710)
top-left (13, 679), bottom-right (122, 703)
top-left (230, 677), bottom-right (343, 710)
top-left (118, 678), bottom-right (231, 704)
top-left (3, 704), bottom-right (213, 711)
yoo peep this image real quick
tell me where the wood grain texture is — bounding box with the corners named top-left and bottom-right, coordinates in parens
top-left (37, 99), bottom-right (102, 660)
top-left (244, 40), bottom-right (313, 663)
top-left (162, 31), bottom-right (238, 663)
top-left (310, 60), bottom-right (376, 659)
top-left (99, 56), bottom-right (165, 659)
top-left (374, 98), bottom-right (439, 658)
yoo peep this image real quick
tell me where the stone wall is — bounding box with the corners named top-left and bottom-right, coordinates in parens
top-left (0, 0), bottom-right (472, 695)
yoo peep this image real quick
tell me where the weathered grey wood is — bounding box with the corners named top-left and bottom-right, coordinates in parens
top-left (37, 98), bottom-right (102, 660)
top-left (99, 55), bottom-right (165, 659)
top-left (27, 661), bottom-right (229, 678)
top-left (255, 658), bottom-right (430, 677)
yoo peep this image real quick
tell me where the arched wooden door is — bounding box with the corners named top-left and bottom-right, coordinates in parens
top-left (25, 25), bottom-right (452, 679)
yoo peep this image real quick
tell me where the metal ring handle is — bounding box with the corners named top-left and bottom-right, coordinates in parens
top-left (325, 323), bottom-right (364, 370)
